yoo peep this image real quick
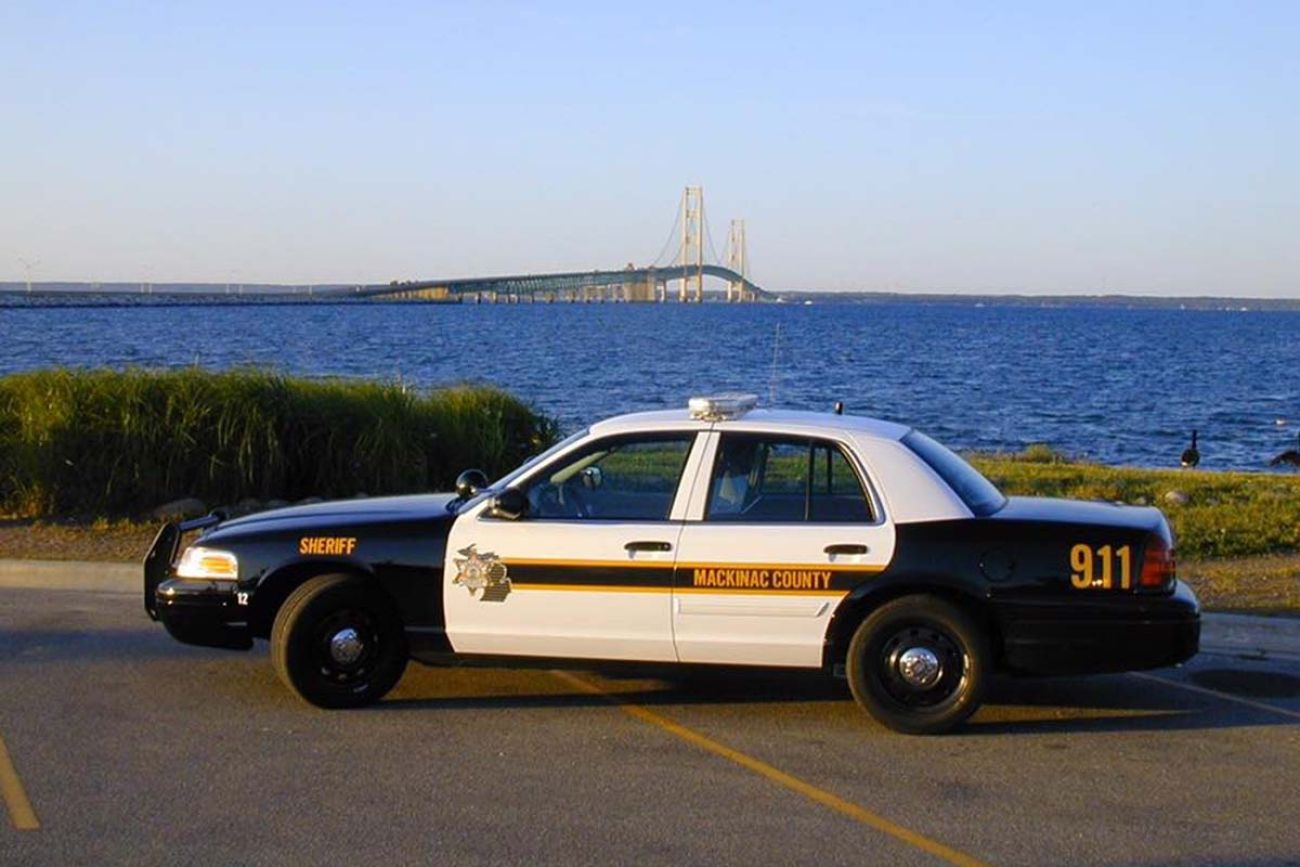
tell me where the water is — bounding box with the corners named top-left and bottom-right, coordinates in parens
top-left (3, 300), bottom-right (1298, 470)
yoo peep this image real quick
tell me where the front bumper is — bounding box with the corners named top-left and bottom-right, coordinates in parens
top-left (154, 578), bottom-right (254, 650)
top-left (144, 521), bottom-right (252, 650)
top-left (994, 580), bottom-right (1200, 675)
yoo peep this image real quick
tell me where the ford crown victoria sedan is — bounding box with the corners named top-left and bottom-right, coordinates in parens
top-left (145, 394), bottom-right (1199, 734)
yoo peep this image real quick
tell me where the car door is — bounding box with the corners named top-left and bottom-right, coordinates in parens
top-left (672, 431), bottom-right (896, 666)
top-left (444, 430), bottom-right (706, 661)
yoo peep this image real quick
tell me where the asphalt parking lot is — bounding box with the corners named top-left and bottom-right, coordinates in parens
top-left (2, 567), bottom-right (1298, 866)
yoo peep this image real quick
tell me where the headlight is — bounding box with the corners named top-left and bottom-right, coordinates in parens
top-left (175, 546), bottom-right (239, 580)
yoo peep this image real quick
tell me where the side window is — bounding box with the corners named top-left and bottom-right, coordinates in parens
top-left (706, 434), bottom-right (873, 523)
top-left (524, 435), bottom-right (694, 521)
top-left (810, 443), bottom-right (873, 522)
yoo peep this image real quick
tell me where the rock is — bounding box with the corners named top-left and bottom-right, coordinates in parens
top-left (212, 499), bottom-right (263, 519)
top-left (1163, 490), bottom-right (1190, 506)
top-left (151, 497), bottom-right (207, 521)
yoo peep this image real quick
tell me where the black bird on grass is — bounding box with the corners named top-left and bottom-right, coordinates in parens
top-left (1180, 430), bottom-right (1200, 468)
top-left (1270, 433), bottom-right (1300, 467)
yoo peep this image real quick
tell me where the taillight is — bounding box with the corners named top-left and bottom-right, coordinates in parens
top-left (1139, 535), bottom-right (1176, 590)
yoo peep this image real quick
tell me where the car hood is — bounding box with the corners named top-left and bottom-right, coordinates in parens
top-left (204, 493), bottom-right (459, 540)
top-left (990, 496), bottom-right (1165, 532)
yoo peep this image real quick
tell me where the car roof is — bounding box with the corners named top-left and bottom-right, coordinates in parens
top-left (589, 407), bottom-right (913, 441)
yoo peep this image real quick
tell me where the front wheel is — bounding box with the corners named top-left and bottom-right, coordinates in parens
top-left (846, 595), bottom-right (989, 735)
top-left (271, 574), bottom-right (408, 708)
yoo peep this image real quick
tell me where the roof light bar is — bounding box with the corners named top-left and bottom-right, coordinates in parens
top-left (688, 393), bottom-right (758, 421)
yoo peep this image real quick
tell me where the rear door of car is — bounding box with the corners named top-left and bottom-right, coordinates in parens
top-left (672, 429), bottom-right (896, 666)
top-left (444, 429), bottom-right (709, 661)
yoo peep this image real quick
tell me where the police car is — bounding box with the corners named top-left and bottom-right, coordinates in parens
top-left (145, 394), bottom-right (1199, 734)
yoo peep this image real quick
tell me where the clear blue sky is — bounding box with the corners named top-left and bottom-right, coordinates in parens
top-left (2, 1), bottom-right (1296, 295)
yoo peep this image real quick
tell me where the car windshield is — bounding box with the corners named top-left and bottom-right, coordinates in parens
top-left (902, 431), bottom-right (1007, 517)
top-left (490, 428), bottom-right (590, 490)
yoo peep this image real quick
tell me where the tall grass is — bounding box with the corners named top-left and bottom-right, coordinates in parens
top-left (0, 368), bottom-right (557, 516)
top-left (971, 451), bottom-right (1300, 560)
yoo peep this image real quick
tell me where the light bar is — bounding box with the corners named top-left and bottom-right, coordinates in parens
top-left (688, 393), bottom-right (759, 421)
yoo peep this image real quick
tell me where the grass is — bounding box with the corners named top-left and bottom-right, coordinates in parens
top-left (0, 367), bottom-right (558, 517)
top-left (1174, 554), bottom-right (1300, 615)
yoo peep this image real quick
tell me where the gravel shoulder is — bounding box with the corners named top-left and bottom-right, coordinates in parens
top-left (0, 518), bottom-right (159, 563)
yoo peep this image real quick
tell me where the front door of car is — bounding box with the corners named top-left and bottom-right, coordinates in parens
top-left (672, 432), bottom-right (896, 666)
top-left (444, 431), bottom-right (703, 661)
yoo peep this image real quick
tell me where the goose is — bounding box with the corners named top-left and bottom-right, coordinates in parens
top-left (1270, 433), bottom-right (1300, 467)
top-left (1180, 431), bottom-right (1200, 468)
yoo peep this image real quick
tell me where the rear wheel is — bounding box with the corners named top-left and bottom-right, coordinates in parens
top-left (271, 574), bottom-right (408, 708)
top-left (846, 595), bottom-right (989, 735)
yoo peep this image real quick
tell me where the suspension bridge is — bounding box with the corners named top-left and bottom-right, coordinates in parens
top-left (4, 187), bottom-right (768, 305)
top-left (349, 186), bottom-right (764, 303)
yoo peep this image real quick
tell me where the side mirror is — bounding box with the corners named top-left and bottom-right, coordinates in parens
top-left (488, 487), bottom-right (528, 520)
top-left (455, 469), bottom-right (489, 500)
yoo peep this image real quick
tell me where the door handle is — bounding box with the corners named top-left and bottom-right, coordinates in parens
top-left (625, 540), bottom-right (672, 553)
top-left (824, 543), bottom-right (868, 556)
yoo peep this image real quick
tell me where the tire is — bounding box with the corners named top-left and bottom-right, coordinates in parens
top-left (271, 574), bottom-right (408, 709)
top-left (846, 594), bottom-right (989, 735)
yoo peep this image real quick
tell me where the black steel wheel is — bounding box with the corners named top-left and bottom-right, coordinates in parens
top-left (271, 574), bottom-right (408, 708)
top-left (846, 595), bottom-right (989, 735)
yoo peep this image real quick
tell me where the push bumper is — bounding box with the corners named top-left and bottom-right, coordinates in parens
top-left (995, 580), bottom-right (1200, 675)
top-left (143, 521), bottom-right (252, 650)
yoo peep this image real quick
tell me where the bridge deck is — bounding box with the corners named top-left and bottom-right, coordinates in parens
top-left (357, 264), bottom-right (765, 301)
top-left (2, 265), bottom-right (766, 305)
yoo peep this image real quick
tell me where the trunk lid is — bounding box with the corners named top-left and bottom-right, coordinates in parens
top-left (990, 496), bottom-right (1166, 533)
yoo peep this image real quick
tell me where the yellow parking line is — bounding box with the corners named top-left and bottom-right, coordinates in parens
top-left (1130, 671), bottom-right (1300, 721)
top-left (551, 671), bottom-right (989, 867)
top-left (0, 733), bottom-right (39, 831)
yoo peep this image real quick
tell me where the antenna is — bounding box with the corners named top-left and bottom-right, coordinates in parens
top-left (17, 257), bottom-right (39, 293)
top-left (768, 323), bottom-right (782, 403)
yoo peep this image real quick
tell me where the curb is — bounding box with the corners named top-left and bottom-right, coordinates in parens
top-left (0, 559), bottom-right (139, 592)
top-left (1201, 612), bottom-right (1300, 663)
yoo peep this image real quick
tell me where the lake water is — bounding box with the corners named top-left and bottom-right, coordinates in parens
top-left (3, 300), bottom-right (1298, 471)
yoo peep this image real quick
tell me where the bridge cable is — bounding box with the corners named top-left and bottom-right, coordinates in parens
top-left (703, 216), bottom-right (724, 266)
top-left (650, 204), bottom-right (683, 268)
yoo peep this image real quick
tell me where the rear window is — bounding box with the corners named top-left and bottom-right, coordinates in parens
top-left (902, 431), bottom-right (1006, 517)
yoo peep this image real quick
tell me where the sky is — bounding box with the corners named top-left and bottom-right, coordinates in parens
top-left (1, 1), bottom-right (1297, 296)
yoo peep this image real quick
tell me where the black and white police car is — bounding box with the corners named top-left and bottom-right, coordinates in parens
top-left (145, 394), bottom-right (1199, 734)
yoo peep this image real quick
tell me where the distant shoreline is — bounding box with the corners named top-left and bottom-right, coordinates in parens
top-left (772, 290), bottom-right (1300, 311)
top-left (4, 282), bottom-right (1300, 311)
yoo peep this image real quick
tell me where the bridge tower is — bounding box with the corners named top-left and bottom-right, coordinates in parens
top-left (678, 186), bottom-right (705, 303)
top-left (726, 219), bottom-right (747, 303)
